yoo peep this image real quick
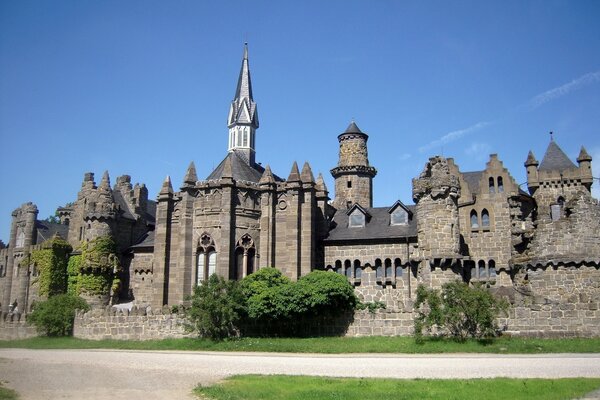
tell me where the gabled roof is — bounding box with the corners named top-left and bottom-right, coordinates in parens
top-left (207, 151), bottom-right (283, 183)
top-left (539, 141), bottom-right (576, 172)
top-left (129, 230), bottom-right (155, 250)
top-left (387, 200), bottom-right (413, 217)
top-left (346, 203), bottom-right (371, 218)
top-left (325, 205), bottom-right (417, 242)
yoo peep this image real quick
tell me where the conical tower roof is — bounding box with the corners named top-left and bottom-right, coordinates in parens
top-left (539, 140), bottom-right (576, 171)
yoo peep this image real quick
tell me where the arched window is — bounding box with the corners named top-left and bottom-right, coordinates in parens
top-left (196, 233), bottom-right (217, 285)
top-left (497, 177), bottom-right (504, 193)
top-left (481, 209), bottom-right (490, 228)
top-left (375, 259), bottom-right (383, 279)
top-left (335, 260), bottom-right (342, 275)
top-left (394, 258), bottom-right (403, 277)
top-left (488, 177), bottom-right (495, 194)
top-left (478, 260), bottom-right (486, 278)
top-left (196, 250), bottom-right (205, 285)
top-left (489, 260), bottom-right (496, 278)
top-left (470, 210), bottom-right (479, 228)
top-left (385, 258), bottom-right (392, 278)
top-left (233, 234), bottom-right (256, 280)
top-left (234, 247), bottom-right (244, 280)
top-left (354, 260), bottom-right (362, 279)
top-left (344, 260), bottom-right (352, 278)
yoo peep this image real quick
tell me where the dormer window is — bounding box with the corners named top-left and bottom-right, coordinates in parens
top-left (349, 209), bottom-right (365, 227)
top-left (387, 200), bottom-right (413, 226)
top-left (391, 208), bottom-right (408, 225)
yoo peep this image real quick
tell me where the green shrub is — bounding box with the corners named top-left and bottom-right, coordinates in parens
top-left (294, 270), bottom-right (358, 316)
top-left (241, 268), bottom-right (358, 333)
top-left (185, 274), bottom-right (246, 340)
top-left (414, 281), bottom-right (509, 342)
top-left (27, 294), bottom-right (89, 336)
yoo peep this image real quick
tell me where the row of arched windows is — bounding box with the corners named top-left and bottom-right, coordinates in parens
top-left (465, 259), bottom-right (497, 280)
top-left (196, 233), bottom-right (258, 285)
top-left (470, 209), bottom-right (490, 229)
top-left (326, 258), bottom-right (408, 284)
top-left (488, 176), bottom-right (504, 194)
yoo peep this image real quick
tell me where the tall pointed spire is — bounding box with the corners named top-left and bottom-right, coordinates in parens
top-left (183, 161), bottom-right (198, 186)
top-left (227, 43), bottom-right (259, 166)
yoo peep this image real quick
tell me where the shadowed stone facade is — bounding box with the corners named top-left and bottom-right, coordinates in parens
top-left (1, 45), bottom-right (599, 337)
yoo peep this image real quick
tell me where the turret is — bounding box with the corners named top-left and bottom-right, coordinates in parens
top-left (524, 150), bottom-right (539, 193)
top-left (227, 43), bottom-right (259, 166)
top-left (412, 156), bottom-right (461, 262)
top-left (330, 122), bottom-right (377, 209)
top-left (577, 146), bottom-right (593, 188)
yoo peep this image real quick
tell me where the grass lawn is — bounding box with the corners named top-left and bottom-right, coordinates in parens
top-left (0, 384), bottom-right (18, 400)
top-left (194, 375), bottom-right (600, 400)
top-left (1, 336), bottom-right (600, 353)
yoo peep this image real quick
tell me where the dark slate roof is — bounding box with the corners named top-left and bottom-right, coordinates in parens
top-left (112, 190), bottom-right (136, 221)
top-left (344, 121), bottom-right (364, 134)
top-left (207, 151), bottom-right (283, 183)
top-left (462, 171), bottom-right (483, 194)
top-left (324, 205), bottom-right (417, 242)
top-left (129, 230), bottom-right (155, 250)
top-left (539, 141), bottom-right (576, 172)
top-left (145, 200), bottom-right (156, 224)
top-left (35, 221), bottom-right (69, 244)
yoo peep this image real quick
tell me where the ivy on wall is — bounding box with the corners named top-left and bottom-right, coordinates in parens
top-left (75, 236), bottom-right (121, 297)
top-left (66, 254), bottom-right (81, 296)
top-left (30, 236), bottom-right (72, 297)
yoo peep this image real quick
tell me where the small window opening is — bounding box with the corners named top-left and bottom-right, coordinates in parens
top-left (347, 180), bottom-right (352, 188)
top-left (497, 177), bottom-right (504, 193)
top-left (489, 177), bottom-right (495, 194)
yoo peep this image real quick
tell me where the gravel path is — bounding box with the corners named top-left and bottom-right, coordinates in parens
top-left (1, 349), bottom-right (600, 400)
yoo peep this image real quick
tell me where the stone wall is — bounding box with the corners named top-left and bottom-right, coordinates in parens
top-left (0, 318), bottom-right (38, 340)
top-left (73, 307), bottom-right (194, 341)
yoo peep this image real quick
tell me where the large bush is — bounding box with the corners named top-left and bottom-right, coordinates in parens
top-left (27, 294), bottom-right (89, 336)
top-left (185, 274), bottom-right (246, 340)
top-left (414, 281), bottom-right (509, 342)
top-left (241, 268), bottom-right (358, 330)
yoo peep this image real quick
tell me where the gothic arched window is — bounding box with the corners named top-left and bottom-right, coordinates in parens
top-left (470, 210), bottom-right (479, 228)
top-left (488, 177), bottom-right (495, 194)
top-left (481, 209), bottom-right (490, 228)
top-left (196, 233), bottom-right (217, 285)
top-left (497, 177), bottom-right (504, 193)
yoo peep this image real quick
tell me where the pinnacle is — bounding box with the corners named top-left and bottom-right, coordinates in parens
top-left (316, 172), bottom-right (328, 192)
top-left (259, 164), bottom-right (276, 184)
top-left (300, 162), bottom-right (315, 183)
top-left (99, 170), bottom-right (111, 190)
top-left (184, 161), bottom-right (198, 185)
top-left (160, 175), bottom-right (173, 194)
top-left (287, 161), bottom-right (301, 182)
top-left (222, 155), bottom-right (233, 179)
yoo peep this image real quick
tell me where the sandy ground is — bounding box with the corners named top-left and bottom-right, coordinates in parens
top-left (1, 349), bottom-right (600, 399)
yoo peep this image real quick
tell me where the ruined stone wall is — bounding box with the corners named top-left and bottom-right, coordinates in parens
top-left (529, 193), bottom-right (600, 263)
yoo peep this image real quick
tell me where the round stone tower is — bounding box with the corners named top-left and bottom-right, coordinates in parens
top-left (330, 122), bottom-right (377, 209)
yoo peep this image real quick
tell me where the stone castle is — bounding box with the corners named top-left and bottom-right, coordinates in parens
top-left (1, 45), bottom-right (599, 338)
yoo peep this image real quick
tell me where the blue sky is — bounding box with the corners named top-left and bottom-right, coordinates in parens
top-left (1, 1), bottom-right (600, 243)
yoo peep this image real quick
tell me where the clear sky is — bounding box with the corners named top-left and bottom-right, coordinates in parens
top-left (1, 1), bottom-right (599, 243)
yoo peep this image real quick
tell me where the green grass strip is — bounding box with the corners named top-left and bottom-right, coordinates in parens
top-left (194, 375), bottom-right (600, 400)
top-left (0, 384), bottom-right (19, 400)
top-left (1, 336), bottom-right (599, 353)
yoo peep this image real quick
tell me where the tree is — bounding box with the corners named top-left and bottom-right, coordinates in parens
top-left (414, 281), bottom-right (509, 342)
top-left (27, 294), bottom-right (89, 336)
